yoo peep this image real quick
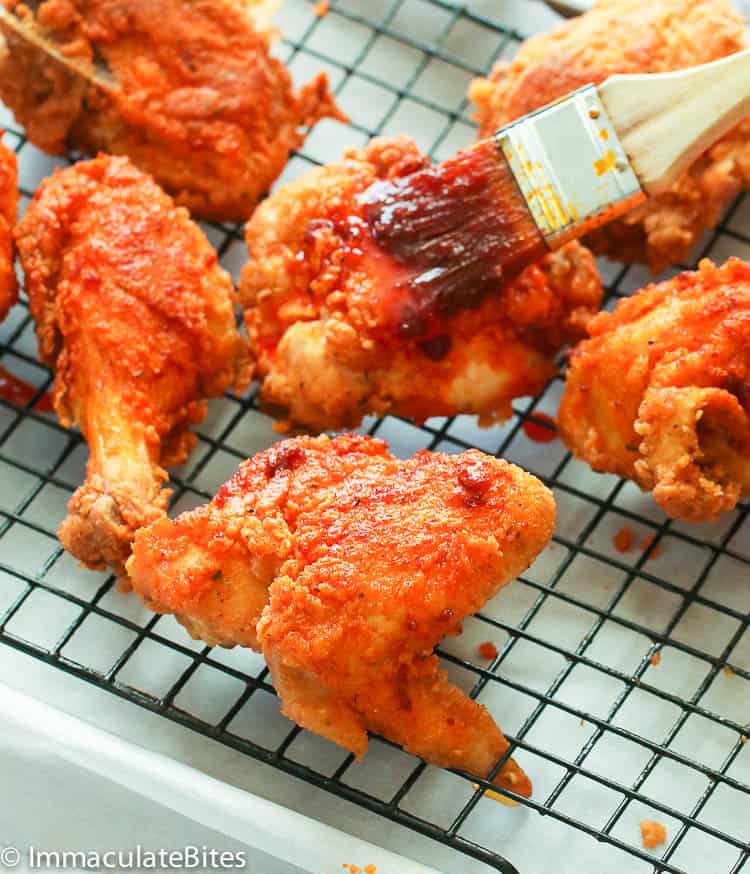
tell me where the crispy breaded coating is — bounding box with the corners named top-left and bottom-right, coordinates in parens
top-left (558, 258), bottom-right (750, 522)
top-left (0, 0), bottom-right (343, 222)
top-left (239, 136), bottom-right (602, 432)
top-left (0, 137), bottom-right (16, 322)
top-left (128, 434), bottom-right (556, 796)
top-left (468, 0), bottom-right (750, 272)
top-left (15, 155), bottom-right (249, 575)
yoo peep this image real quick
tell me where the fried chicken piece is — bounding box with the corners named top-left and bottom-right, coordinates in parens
top-left (239, 136), bottom-right (602, 432)
top-left (0, 0), bottom-right (343, 222)
top-left (558, 258), bottom-right (750, 522)
top-left (0, 137), bottom-right (17, 321)
top-left (127, 434), bottom-right (556, 796)
top-left (15, 154), bottom-right (250, 575)
top-left (468, 0), bottom-right (750, 272)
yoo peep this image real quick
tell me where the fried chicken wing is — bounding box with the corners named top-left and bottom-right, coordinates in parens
top-left (0, 137), bottom-right (17, 322)
top-left (558, 258), bottom-right (750, 522)
top-left (239, 136), bottom-right (602, 432)
top-left (0, 0), bottom-right (343, 222)
top-left (15, 154), bottom-right (250, 575)
top-left (127, 434), bottom-right (556, 796)
top-left (468, 0), bottom-right (750, 272)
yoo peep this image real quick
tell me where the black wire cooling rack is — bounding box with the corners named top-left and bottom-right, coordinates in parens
top-left (1, 1), bottom-right (750, 872)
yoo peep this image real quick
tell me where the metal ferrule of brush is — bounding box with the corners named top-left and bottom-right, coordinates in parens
top-left (495, 84), bottom-right (646, 249)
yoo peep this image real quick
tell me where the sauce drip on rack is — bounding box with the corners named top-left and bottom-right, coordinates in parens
top-left (522, 411), bottom-right (557, 442)
top-left (0, 366), bottom-right (53, 411)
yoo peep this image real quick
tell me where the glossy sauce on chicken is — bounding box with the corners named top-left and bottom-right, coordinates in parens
top-left (359, 142), bottom-right (547, 336)
top-left (302, 211), bottom-right (440, 344)
top-left (283, 146), bottom-right (551, 356)
top-left (240, 136), bottom-right (602, 432)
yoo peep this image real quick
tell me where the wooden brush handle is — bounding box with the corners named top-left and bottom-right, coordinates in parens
top-left (600, 48), bottom-right (750, 194)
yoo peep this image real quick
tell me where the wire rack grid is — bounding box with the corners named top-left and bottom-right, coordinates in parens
top-left (1, 1), bottom-right (749, 872)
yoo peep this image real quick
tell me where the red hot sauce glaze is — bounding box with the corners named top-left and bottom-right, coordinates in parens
top-left (359, 141), bottom-right (547, 333)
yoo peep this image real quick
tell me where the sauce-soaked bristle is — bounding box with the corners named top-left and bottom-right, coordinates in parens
top-left (359, 139), bottom-right (547, 323)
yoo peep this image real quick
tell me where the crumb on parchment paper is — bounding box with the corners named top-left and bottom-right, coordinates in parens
top-left (640, 820), bottom-right (667, 849)
top-left (613, 526), bottom-right (632, 552)
top-left (650, 650), bottom-right (661, 666)
top-left (612, 528), bottom-right (665, 559)
top-left (314, 0), bottom-right (330, 15)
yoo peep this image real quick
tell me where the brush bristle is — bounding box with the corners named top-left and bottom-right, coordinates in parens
top-left (359, 140), bottom-right (546, 323)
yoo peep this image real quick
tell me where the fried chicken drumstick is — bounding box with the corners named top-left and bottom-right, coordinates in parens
top-left (559, 258), bottom-right (750, 523)
top-left (240, 136), bottom-right (602, 432)
top-left (469, 0), bottom-right (750, 272)
top-left (0, 0), bottom-right (343, 221)
top-left (15, 154), bottom-right (249, 575)
top-left (128, 434), bottom-right (556, 796)
top-left (0, 137), bottom-right (17, 322)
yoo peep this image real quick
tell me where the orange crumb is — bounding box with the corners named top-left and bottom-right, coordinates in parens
top-left (272, 419), bottom-right (293, 433)
top-left (724, 665), bottom-right (735, 678)
top-left (313, 0), bottom-right (329, 15)
top-left (478, 641), bottom-right (498, 660)
top-left (472, 782), bottom-right (520, 807)
top-left (640, 820), bottom-right (667, 849)
top-left (642, 534), bottom-right (661, 559)
top-left (650, 650), bottom-right (661, 666)
top-left (364, 867), bottom-right (377, 874)
top-left (613, 526), bottom-right (633, 552)
top-left (342, 866), bottom-right (360, 874)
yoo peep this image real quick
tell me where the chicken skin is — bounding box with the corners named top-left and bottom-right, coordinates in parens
top-left (559, 258), bottom-right (750, 523)
top-left (469, 0), bottom-right (750, 272)
top-left (0, 137), bottom-right (17, 322)
top-left (0, 0), bottom-right (343, 222)
top-left (240, 136), bottom-right (602, 432)
top-left (127, 434), bottom-right (556, 796)
top-left (15, 155), bottom-right (249, 575)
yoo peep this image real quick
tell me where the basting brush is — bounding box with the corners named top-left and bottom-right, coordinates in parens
top-left (360, 49), bottom-right (750, 321)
